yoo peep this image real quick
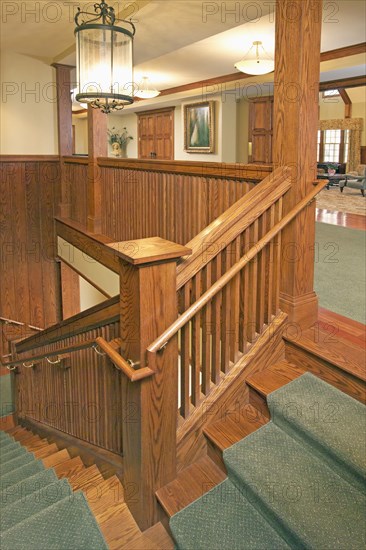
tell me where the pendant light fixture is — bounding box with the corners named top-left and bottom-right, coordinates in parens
top-left (235, 41), bottom-right (274, 76)
top-left (135, 77), bottom-right (161, 99)
top-left (74, 2), bottom-right (136, 114)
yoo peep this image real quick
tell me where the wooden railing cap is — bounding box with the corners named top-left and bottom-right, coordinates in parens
top-left (107, 237), bottom-right (192, 266)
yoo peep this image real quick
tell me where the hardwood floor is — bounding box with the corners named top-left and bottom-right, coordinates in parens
top-left (316, 208), bottom-right (366, 230)
top-left (317, 307), bottom-right (366, 349)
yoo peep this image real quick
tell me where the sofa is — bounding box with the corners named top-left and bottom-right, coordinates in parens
top-left (339, 164), bottom-right (366, 196)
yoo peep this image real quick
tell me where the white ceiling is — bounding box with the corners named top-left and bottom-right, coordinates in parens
top-left (2, 0), bottom-right (365, 96)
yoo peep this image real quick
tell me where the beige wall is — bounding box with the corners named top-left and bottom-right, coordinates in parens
top-left (0, 52), bottom-right (58, 154)
top-left (72, 115), bottom-right (88, 155)
top-left (236, 99), bottom-right (250, 164)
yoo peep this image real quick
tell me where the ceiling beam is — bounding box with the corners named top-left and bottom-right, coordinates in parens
top-left (338, 88), bottom-right (352, 118)
top-left (319, 75), bottom-right (366, 91)
top-left (320, 42), bottom-right (366, 62)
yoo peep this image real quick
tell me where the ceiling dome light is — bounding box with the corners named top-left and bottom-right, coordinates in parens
top-left (135, 77), bottom-right (161, 99)
top-left (235, 41), bottom-right (274, 76)
top-left (74, 2), bottom-right (136, 114)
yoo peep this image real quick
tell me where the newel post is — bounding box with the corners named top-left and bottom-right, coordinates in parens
top-left (108, 237), bottom-right (191, 530)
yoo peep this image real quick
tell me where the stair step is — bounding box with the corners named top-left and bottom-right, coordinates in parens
top-left (121, 522), bottom-right (174, 550)
top-left (96, 500), bottom-right (141, 550)
top-left (203, 404), bottom-right (268, 472)
top-left (156, 456), bottom-right (226, 518)
top-left (284, 326), bottom-right (366, 382)
top-left (53, 456), bottom-right (85, 479)
top-left (247, 360), bottom-right (306, 398)
top-left (42, 448), bottom-right (70, 468)
top-left (68, 464), bottom-right (104, 492)
top-left (12, 430), bottom-right (38, 443)
top-left (33, 443), bottom-right (59, 459)
top-left (87, 476), bottom-right (124, 517)
top-left (5, 426), bottom-right (28, 437)
top-left (23, 437), bottom-right (50, 451)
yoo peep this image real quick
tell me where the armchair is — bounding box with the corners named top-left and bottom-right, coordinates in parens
top-left (339, 164), bottom-right (366, 196)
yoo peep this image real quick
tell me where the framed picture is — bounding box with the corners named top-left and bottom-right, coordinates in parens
top-left (184, 101), bottom-right (215, 153)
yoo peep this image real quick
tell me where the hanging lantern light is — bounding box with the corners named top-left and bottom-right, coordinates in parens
top-left (74, 2), bottom-right (135, 114)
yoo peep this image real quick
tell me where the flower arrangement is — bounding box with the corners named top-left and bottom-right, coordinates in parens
top-left (107, 127), bottom-right (133, 147)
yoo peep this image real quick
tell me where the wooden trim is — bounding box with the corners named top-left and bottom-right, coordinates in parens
top-left (63, 156), bottom-right (89, 164)
top-left (15, 296), bottom-right (119, 354)
top-left (137, 106), bottom-right (176, 116)
top-left (107, 237), bottom-right (191, 265)
top-left (56, 217), bottom-right (120, 273)
top-left (97, 157), bottom-right (272, 180)
top-left (7, 339), bottom-right (96, 367)
top-left (58, 257), bottom-right (112, 299)
top-left (320, 76), bottom-right (366, 91)
top-left (320, 42), bottom-right (366, 62)
top-left (338, 89), bottom-right (352, 118)
top-left (0, 413), bottom-right (16, 431)
top-left (0, 155), bottom-right (59, 162)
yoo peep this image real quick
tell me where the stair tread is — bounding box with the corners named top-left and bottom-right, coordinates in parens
top-left (156, 456), bottom-right (226, 517)
top-left (33, 443), bottom-right (59, 459)
top-left (203, 404), bottom-right (268, 451)
top-left (53, 456), bottom-right (85, 479)
top-left (87, 476), bottom-right (124, 517)
top-left (285, 326), bottom-right (366, 381)
top-left (97, 501), bottom-right (141, 550)
top-left (121, 522), bottom-right (174, 550)
top-left (42, 448), bottom-right (70, 468)
top-left (224, 422), bottom-right (366, 549)
top-left (68, 464), bottom-right (104, 491)
top-left (247, 360), bottom-right (306, 397)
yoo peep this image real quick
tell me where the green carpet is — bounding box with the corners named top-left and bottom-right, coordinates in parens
top-left (170, 373), bottom-right (366, 550)
top-left (314, 222), bottom-right (366, 323)
top-left (0, 431), bottom-right (108, 549)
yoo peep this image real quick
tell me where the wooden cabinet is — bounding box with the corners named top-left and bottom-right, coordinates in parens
top-left (249, 98), bottom-right (273, 164)
top-left (138, 108), bottom-right (175, 160)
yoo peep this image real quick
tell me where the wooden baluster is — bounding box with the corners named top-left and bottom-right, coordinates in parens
top-left (211, 254), bottom-right (222, 384)
top-left (108, 237), bottom-right (191, 530)
top-left (239, 228), bottom-right (250, 354)
top-left (180, 283), bottom-right (191, 418)
top-left (201, 264), bottom-right (212, 395)
top-left (265, 205), bottom-right (276, 324)
top-left (229, 237), bottom-right (241, 363)
top-left (220, 246), bottom-right (231, 373)
top-left (273, 198), bottom-right (283, 315)
top-left (256, 212), bottom-right (267, 334)
top-left (191, 272), bottom-right (201, 407)
top-left (247, 220), bottom-right (259, 343)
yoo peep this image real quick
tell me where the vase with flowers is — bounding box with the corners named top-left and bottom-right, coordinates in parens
top-left (107, 127), bottom-right (133, 158)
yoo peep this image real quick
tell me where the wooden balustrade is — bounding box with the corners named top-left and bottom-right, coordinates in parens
top-left (63, 156), bottom-right (89, 226)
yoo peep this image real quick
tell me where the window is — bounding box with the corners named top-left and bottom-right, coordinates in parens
top-left (322, 89), bottom-right (340, 98)
top-left (317, 129), bottom-right (349, 163)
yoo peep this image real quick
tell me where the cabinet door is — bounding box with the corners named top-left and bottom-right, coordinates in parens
top-left (249, 98), bottom-right (273, 163)
top-left (138, 109), bottom-right (174, 160)
top-left (138, 114), bottom-right (156, 159)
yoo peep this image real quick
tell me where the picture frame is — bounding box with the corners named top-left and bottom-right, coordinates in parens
top-left (184, 101), bottom-right (215, 153)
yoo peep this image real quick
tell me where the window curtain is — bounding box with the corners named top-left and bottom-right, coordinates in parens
top-left (319, 118), bottom-right (363, 171)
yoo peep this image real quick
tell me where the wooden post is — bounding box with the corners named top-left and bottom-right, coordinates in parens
top-left (273, 0), bottom-right (322, 328)
top-left (87, 106), bottom-right (107, 233)
top-left (107, 237), bottom-right (191, 530)
top-left (52, 63), bottom-right (73, 218)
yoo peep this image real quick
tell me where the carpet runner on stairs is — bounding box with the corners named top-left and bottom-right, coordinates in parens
top-left (170, 373), bottom-right (366, 550)
top-left (0, 431), bottom-right (108, 549)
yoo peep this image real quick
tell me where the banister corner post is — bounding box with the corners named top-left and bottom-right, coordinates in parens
top-left (109, 237), bottom-right (191, 530)
top-left (87, 106), bottom-right (107, 233)
top-left (273, 0), bottom-right (322, 329)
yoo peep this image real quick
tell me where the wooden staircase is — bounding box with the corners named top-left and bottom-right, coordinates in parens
top-left (2, 426), bottom-right (174, 550)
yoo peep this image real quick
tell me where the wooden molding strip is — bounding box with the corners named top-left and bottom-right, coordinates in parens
top-left (63, 155), bottom-right (89, 165)
top-left (15, 295), bottom-right (119, 354)
top-left (0, 155), bottom-right (60, 162)
top-left (6, 339), bottom-right (96, 367)
top-left (97, 158), bottom-right (272, 181)
top-left (320, 75), bottom-right (366, 91)
top-left (58, 257), bottom-right (112, 299)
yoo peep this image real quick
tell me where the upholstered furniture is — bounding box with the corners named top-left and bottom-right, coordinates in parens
top-left (339, 164), bottom-right (366, 196)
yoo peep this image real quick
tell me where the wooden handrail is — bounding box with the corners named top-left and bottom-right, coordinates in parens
top-left (176, 167), bottom-right (292, 289)
top-left (16, 295), bottom-right (119, 354)
top-left (97, 157), bottom-right (272, 181)
top-left (147, 179), bottom-right (328, 355)
top-left (0, 317), bottom-right (43, 331)
top-left (3, 339), bottom-right (96, 367)
top-left (95, 337), bottom-right (155, 381)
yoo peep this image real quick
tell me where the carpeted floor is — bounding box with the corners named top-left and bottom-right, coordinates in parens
top-left (314, 222), bottom-right (366, 324)
top-left (0, 433), bottom-right (108, 550)
top-left (170, 373), bottom-right (366, 550)
top-left (316, 186), bottom-right (366, 216)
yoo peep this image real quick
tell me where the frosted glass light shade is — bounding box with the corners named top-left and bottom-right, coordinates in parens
top-left (235, 41), bottom-right (274, 76)
top-left (75, 25), bottom-right (134, 112)
top-left (135, 77), bottom-right (161, 99)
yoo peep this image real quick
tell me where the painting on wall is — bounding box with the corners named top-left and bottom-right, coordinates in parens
top-left (184, 101), bottom-right (215, 153)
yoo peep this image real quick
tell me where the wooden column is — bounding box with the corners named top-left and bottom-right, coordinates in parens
top-left (273, 0), bottom-right (322, 328)
top-left (52, 63), bottom-right (73, 218)
top-left (87, 106), bottom-right (107, 233)
top-left (108, 237), bottom-right (191, 530)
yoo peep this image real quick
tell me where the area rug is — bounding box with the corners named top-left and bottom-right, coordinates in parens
top-left (316, 186), bottom-right (366, 216)
top-left (314, 222), bottom-right (366, 324)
